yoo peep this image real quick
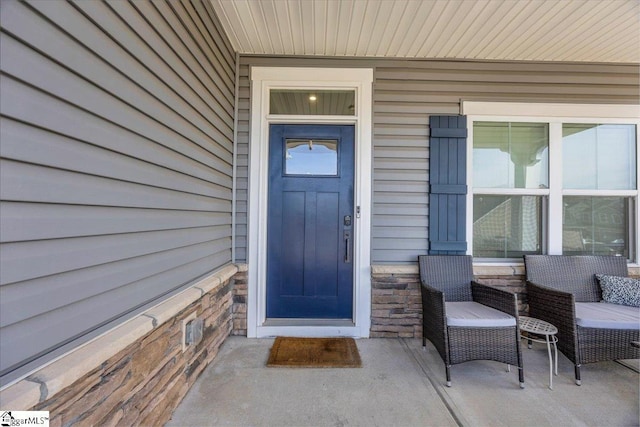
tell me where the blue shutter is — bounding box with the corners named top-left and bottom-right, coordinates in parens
top-left (428, 116), bottom-right (468, 255)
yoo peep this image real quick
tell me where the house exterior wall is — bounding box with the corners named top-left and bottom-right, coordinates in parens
top-left (0, 0), bottom-right (236, 386)
top-left (231, 264), bottom-right (248, 336)
top-left (0, 265), bottom-right (239, 424)
top-left (235, 56), bottom-right (640, 264)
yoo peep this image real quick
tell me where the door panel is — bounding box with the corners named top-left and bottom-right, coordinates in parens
top-left (315, 192), bottom-right (339, 297)
top-left (281, 191), bottom-right (305, 296)
top-left (267, 124), bottom-right (354, 319)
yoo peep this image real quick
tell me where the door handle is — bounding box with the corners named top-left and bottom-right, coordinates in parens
top-left (344, 231), bottom-right (351, 263)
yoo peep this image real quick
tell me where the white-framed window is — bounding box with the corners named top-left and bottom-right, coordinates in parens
top-left (463, 102), bottom-right (640, 263)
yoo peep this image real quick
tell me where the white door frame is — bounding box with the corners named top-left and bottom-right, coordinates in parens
top-left (247, 67), bottom-right (373, 338)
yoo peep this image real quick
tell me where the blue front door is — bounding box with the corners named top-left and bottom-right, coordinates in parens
top-left (267, 124), bottom-right (354, 319)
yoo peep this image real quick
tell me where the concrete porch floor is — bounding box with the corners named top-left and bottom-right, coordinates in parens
top-left (167, 336), bottom-right (639, 427)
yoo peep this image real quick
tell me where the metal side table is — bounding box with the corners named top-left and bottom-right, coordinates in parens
top-left (519, 316), bottom-right (558, 390)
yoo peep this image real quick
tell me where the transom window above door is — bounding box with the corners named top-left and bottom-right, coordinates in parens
top-left (270, 89), bottom-right (355, 115)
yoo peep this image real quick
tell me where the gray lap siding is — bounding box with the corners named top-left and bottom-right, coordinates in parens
top-left (0, 0), bottom-right (235, 385)
top-left (235, 56), bottom-right (639, 264)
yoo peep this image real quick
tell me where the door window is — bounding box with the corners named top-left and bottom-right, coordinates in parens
top-left (285, 139), bottom-right (338, 176)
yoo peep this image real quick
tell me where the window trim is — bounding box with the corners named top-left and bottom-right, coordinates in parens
top-left (463, 101), bottom-right (640, 264)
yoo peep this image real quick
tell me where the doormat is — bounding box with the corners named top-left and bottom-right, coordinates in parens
top-left (266, 337), bottom-right (362, 368)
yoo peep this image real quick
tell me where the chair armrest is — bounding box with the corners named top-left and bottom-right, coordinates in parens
top-left (471, 281), bottom-right (519, 318)
top-left (526, 281), bottom-right (576, 337)
top-left (420, 282), bottom-right (448, 358)
top-left (420, 283), bottom-right (446, 328)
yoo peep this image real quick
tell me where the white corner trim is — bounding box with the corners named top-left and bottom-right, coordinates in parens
top-left (248, 66), bottom-right (373, 338)
top-left (462, 101), bottom-right (640, 120)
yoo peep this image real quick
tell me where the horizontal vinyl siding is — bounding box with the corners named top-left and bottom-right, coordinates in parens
top-left (237, 56), bottom-right (639, 264)
top-left (373, 60), bottom-right (638, 263)
top-left (0, 0), bottom-right (235, 384)
top-left (234, 64), bottom-right (250, 262)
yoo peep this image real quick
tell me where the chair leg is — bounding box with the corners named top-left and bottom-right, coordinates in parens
top-left (445, 365), bottom-right (452, 387)
top-left (518, 367), bottom-right (525, 389)
top-left (422, 337), bottom-right (426, 348)
top-left (575, 364), bottom-right (582, 386)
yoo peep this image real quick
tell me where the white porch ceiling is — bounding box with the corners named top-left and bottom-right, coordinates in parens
top-left (209, 0), bottom-right (640, 63)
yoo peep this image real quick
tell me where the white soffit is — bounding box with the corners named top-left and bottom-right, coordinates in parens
top-left (209, 0), bottom-right (640, 63)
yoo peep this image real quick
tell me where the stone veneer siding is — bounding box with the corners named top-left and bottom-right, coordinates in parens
top-left (2, 263), bottom-right (636, 422)
top-left (232, 265), bottom-right (248, 336)
top-left (0, 265), bottom-right (240, 426)
top-left (371, 264), bottom-right (640, 339)
top-left (370, 266), bottom-right (423, 338)
top-left (224, 264), bottom-right (640, 340)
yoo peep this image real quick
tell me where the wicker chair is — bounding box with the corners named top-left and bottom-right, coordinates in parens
top-left (524, 255), bottom-right (640, 385)
top-left (419, 255), bottom-right (524, 388)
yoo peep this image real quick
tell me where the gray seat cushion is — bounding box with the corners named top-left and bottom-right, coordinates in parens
top-left (575, 302), bottom-right (640, 330)
top-left (445, 302), bottom-right (516, 327)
